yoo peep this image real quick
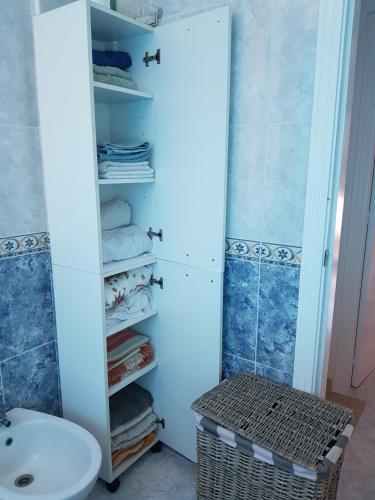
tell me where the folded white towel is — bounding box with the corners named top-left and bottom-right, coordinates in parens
top-left (99, 171), bottom-right (155, 179)
top-left (101, 196), bottom-right (131, 231)
top-left (102, 225), bottom-right (152, 264)
top-left (98, 161), bottom-right (150, 173)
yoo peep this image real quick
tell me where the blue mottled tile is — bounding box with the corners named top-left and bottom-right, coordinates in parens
top-left (0, 252), bottom-right (55, 360)
top-left (1, 341), bottom-right (61, 415)
top-left (223, 256), bottom-right (259, 360)
top-left (268, 0), bottom-right (319, 123)
top-left (0, 0), bottom-right (38, 126)
top-left (222, 352), bottom-right (255, 379)
top-left (257, 262), bottom-right (300, 374)
top-left (256, 362), bottom-right (293, 385)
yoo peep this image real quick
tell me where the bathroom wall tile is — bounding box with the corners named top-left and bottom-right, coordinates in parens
top-left (0, 0), bottom-right (39, 127)
top-left (223, 256), bottom-right (259, 360)
top-left (268, 0), bottom-right (319, 123)
top-left (257, 262), bottom-right (300, 374)
top-left (0, 125), bottom-right (47, 237)
top-left (256, 362), bottom-right (293, 385)
top-left (261, 123), bottom-right (310, 247)
top-left (0, 251), bottom-right (55, 361)
top-left (1, 341), bottom-right (61, 415)
top-left (222, 352), bottom-right (255, 379)
top-left (228, 0), bottom-right (271, 127)
top-left (226, 125), bottom-right (266, 241)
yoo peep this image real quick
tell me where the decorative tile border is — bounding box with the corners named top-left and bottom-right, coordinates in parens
top-left (226, 238), bottom-right (301, 266)
top-left (0, 232), bottom-right (50, 259)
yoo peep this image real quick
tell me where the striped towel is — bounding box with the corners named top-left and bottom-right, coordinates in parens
top-left (107, 329), bottom-right (150, 368)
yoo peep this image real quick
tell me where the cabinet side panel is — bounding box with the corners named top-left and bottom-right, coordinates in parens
top-left (52, 264), bottom-right (111, 480)
top-left (138, 260), bottom-right (223, 461)
top-left (33, 2), bottom-right (102, 273)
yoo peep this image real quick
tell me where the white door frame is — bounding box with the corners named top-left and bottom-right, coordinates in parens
top-left (292, 0), bottom-right (359, 395)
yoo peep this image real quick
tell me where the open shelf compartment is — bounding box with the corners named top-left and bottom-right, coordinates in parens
top-left (93, 81), bottom-right (153, 104)
top-left (90, 2), bottom-right (153, 42)
top-left (108, 359), bottom-right (158, 397)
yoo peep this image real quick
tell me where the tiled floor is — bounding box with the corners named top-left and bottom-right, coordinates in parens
top-left (89, 370), bottom-right (375, 499)
top-left (337, 369), bottom-right (375, 500)
top-left (88, 446), bottom-right (196, 500)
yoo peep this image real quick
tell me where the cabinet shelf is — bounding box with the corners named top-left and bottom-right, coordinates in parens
top-left (93, 81), bottom-right (153, 104)
top-left (102, 252), bottom-right (156, 278)
top-left (98, 177), bottom-right (155, 185)
top-left (111, 435), bottom-right (160, 481)
top-left (108, 359), bottom-right (158, 397)
top-left (90, 2), bottom-right (153, 42)
top-left (106, 306), bottom-right (158, 338)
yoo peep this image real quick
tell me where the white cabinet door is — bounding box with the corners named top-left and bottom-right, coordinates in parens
top-left (112, 6), bottom-right (231, 273)
top-left (138, 259), bottom-right (223, 461)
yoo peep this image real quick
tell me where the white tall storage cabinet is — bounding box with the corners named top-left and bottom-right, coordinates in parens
top-left (33, 0), bottom-right (231, 485)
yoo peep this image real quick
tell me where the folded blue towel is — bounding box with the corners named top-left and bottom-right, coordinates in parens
top-left (92, 50), bottom-right (132, 70)
top-left (97, 142), bottom-right (150, 163)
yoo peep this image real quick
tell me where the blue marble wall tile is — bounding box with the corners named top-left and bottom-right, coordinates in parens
top-left (0, 251), bottom-right (55, 361)
top-left (257, 262), bottom-right (300, 375)
top-left (268, 0), bottom-right (319, 123)
top-left (223, 256), bottom-right (259, 361)
top-left (256, 362), bottom-right (293, 385)
top-left (1, 341), bottom-right (61, 415)
top-left (0, 125), bottom-right (47, 237)
top-left (222, 352), bottom-right (255, 379)
top-left (0, 0), bottom-right (39, 127)
top-left (261, 123), bottom-right (311, 247)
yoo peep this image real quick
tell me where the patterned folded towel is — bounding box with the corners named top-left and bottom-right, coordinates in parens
top-left (104, 265), bottom-right (152, 310)
top-left (112, 412), bottom-right (158, 450)
top-left (107, 329), bottom-right (150, 368)
top-left (112, 433), bottom-right (155, 469)
top-left (108, 343), bottom-right (155, 388)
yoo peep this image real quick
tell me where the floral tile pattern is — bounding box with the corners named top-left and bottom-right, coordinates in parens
top-left (226, 238), bottom-right (301, 266)
top-left (223, 256), bottom-right (259, 360)
top-left (1, 341), bottom-right (61, 415)
top-left (0, 232), bottom-right (49, 259)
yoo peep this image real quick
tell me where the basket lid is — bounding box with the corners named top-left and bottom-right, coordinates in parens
top-left (192, 373), bottom-right (353, 473)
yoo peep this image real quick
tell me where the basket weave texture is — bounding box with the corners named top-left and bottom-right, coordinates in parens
top-left (196, 429), bottom-right (343, 500)
top-left (192, 373), bottom-right (352, 471)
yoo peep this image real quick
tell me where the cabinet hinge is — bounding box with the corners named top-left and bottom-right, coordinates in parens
top-left (143, 49), bottom-right (161, 67)
top-left (148, 227), bottom-right (163, 241)
top-left (157, 418), bottom-right (165, 429)
top-left (323, 249), bottom-right (329, 267)
top-left (151, 275), bottom-right (164, 289)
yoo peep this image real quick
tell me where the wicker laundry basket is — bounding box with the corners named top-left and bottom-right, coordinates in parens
top-left (192, 373), bottom-right (353, 500)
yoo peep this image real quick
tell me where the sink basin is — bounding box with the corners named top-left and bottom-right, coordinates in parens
top-left (0, 408), bottom-right (102, 500)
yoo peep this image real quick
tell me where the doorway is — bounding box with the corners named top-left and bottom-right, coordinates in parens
top-left (328, 6), bottom-right (375, 395)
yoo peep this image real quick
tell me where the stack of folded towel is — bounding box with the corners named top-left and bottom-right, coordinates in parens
top-left (92, 49), bottom-right (137, 90)
top-left (107, 329), bottom-right (155, 388)
top-left (110, 384), bottom-right (158, 469)
top-left (104, 265), bottom-right (154, 327)
top-left (97, 142), bottom-right (154, 180)
top-left (101, 196), bottom-right (152, 264)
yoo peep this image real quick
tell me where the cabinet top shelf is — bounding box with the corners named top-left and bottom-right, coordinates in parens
top-left (90, 2), bottom-right (154, 42)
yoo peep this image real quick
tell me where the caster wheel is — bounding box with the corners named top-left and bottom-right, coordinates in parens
top-left (151, 441), bottom-right (163, 453)
top-left (106, 478), bottom-right (120, 493)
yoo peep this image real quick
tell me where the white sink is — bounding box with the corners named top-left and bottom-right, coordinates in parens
top-left (0, 408), bottom-right (102, 500)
